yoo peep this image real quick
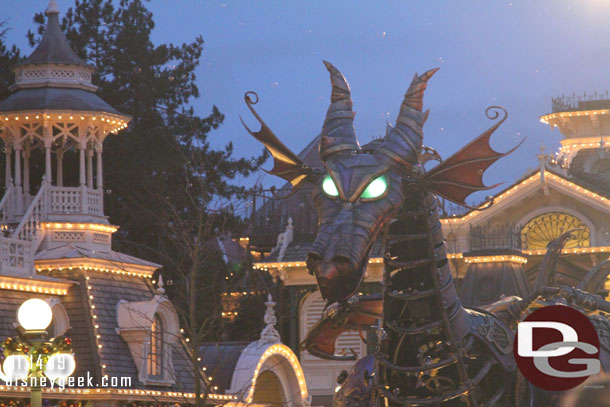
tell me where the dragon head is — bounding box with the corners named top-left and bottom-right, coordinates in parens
top-left (305, 62), bottom-right (438, 303)
top-left (243, 61), bottom-right (513, 304)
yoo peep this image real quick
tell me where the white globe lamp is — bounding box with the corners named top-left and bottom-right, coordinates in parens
top-left (17, 299), bottom-right (53, 332)
top-left (44, 353), bottom-right (76, 383)
top-left (2, 355), bottom-right (30, 381)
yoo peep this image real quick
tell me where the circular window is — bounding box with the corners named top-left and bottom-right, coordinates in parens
top-left (521, 212), bottom-right (590, 250)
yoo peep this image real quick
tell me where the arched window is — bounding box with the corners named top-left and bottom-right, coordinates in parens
top-left (521, 212), bottom-right (590, 250)
top-left (148, 314), bottom-right (164, 378)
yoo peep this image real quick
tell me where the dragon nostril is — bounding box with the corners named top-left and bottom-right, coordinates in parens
top-left (307, 252), bottom-right (321, 262)
top-left (332, 255), bottom-right (352, 267)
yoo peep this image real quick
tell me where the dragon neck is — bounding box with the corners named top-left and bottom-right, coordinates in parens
top-left (377, 189), bottom-right (473, 400)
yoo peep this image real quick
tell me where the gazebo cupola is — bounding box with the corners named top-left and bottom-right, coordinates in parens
top-left (0, 0), bottom-right (129, 221)
top-left (0, 0), bottom-right (130, 275)
top-left (540, 93), bottom-right (610, 172)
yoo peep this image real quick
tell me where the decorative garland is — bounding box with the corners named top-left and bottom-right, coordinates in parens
top-left (122, 402), bottom-right (189, 407)
top-left (1, 336), bottom-right (73, 375)
top-left (0, 399), bottom-right (81, 407)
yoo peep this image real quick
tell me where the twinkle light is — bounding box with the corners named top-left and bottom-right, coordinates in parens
top-left (36, 264), bottom-right (153, 278)
top-left (0, 275), bottom-right (70, 295)
top-left (245, 344), bottom-right (308, 403)
top-left (44, 222), bottom-right (118, 233)
top-left (254, 256), bottom-right (386, 270)
top-left (463, 255), bottom-right (527, 264)
top-left (0, 386), bottom-right (235, 401)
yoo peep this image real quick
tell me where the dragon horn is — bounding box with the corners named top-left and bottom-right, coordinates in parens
top-left (319, 61), bottom-right (360, 160)
top-left (375, 68), bottom-right (439, 169)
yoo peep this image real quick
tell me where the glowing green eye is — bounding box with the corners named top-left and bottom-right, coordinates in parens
top-left (322, 175), bottom-right (339, 197)
top-left (360, 175), bottom-right (387, 199)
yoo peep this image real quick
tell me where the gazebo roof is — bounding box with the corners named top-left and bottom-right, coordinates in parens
top-left (17, 0), bottom-right (91, 69)
top-left (0, 87), bottom-right (121, 114)
top-left (0, 0), bottom-right (128, 120)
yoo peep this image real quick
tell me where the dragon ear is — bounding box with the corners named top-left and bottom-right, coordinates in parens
top-left (241, 92), bottom-right (316, 191)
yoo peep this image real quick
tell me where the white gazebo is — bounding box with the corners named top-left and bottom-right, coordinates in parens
top-left (0, 0), bottom-right (130, 275)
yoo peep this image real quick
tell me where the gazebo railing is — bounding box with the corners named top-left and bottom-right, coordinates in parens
top-left (0, 185), bottom-right (14, 225)
top-left (46, 185), bottom-right (104, 216)
top-left (13, 185), bottom-right (46, 242)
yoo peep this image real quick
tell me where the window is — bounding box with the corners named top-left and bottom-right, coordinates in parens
top-left (148, 314), bottom-right (163, 378)
top-left (521, 212), bottom-right (590, 250)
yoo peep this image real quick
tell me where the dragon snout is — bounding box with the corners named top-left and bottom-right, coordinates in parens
top-left (307, 253), bottom-right (358, 303)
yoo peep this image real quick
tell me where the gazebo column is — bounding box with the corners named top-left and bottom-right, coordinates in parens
top-left (4, 144), bottom-right (11, 189)
top-left (22, 144), bottom-right (30, 195)
top-left (43, 124), bottom-right (52, 185)
top-left (95, 144), bottom-right (103, 190)
top-left (79, 142), bottom-right (86, 187)
top-left (87, 146), bottom-right (94, 189)
top-left (13, 141), bottom-right (22, 213)
top-left (56, 147), bottom-right (64, 187)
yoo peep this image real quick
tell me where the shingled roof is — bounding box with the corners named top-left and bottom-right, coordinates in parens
top-left (199, 342), bottom-right (250, 393)
top-left (0, 87), bottom-right (122, 114)
top-left (0, 268), bottom-right (201, 394)
top-left (52, 269), bottom-right (199, 392)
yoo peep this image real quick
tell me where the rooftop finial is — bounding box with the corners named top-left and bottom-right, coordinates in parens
top-left (46, 0), bottom-right (59, 15)
top-left (157, 274), bottom-right (165, 295)
top-left (258, 294), bottom-right (280, 345)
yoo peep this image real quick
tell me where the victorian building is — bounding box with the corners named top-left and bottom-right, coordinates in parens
top-left (0, 2), bottom-right (309, 406)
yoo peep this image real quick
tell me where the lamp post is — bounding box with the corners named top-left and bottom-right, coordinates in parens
top-left (0, 299), bottom-right (76, 407)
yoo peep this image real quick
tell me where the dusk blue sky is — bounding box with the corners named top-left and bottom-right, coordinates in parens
top-left (5, 1), bottom-right (610, 206)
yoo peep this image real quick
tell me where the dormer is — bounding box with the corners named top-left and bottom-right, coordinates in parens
top-left (115, 278), bottom-right (180, 386)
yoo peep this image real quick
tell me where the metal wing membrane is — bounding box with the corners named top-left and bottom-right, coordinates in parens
top-left (240, 91), bottom-right (315, 190)
top-left (425, 106), bottom-right (522, 206)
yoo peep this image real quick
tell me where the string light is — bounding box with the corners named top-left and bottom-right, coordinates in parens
top-left (83, 272), bottom-right (105, 377)
top-left (43, 222), bottom-right (118, 233)
top-left (0, 385), bottom-right (235, 400)
top-left (540, 109), bottom-right (609, 125)
top-left (463, 255), bottom-right (527, 264)
top-left (0, 112), bottom-right (129, 133)
top-left (0, 276), bottom-right (70, 295)
top-left (36, 265), bottom-right (153, 278)
top-left (245, 344), bottom-right (308, 404)
top-left (440, 170), bottom-right (610, 225)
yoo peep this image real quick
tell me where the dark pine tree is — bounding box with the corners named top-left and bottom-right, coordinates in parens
top-left (0, 21), bottom-right (22, 101)
top-left (25, 2), bottom-right (269, 404)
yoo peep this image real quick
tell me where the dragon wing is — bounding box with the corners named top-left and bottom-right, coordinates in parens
top-left (240, 91), bottom-right (315, 190)
top-left (425, 106), bottom-right (523, 206)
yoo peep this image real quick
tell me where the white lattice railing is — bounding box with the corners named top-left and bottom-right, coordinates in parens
top-left (48, 186), bottom-right (103, 216)
top-left (13, 185), bottom-right (46, 242)
top-left (86, 189), bottom-right (104, 216)
top-left (0, 236), bottom-right (33, 275)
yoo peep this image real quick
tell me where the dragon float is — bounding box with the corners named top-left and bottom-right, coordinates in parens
top-left (242, 62), bottom-right (610, 406)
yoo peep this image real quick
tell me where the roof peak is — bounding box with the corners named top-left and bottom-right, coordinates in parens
top-left (46, 0), bottom-right (59, 15)
top-left (19, 2), bottom-right (91, 69)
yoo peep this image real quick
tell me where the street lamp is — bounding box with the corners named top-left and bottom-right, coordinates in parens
top-left (0, 299), bottom-right (76, 407)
